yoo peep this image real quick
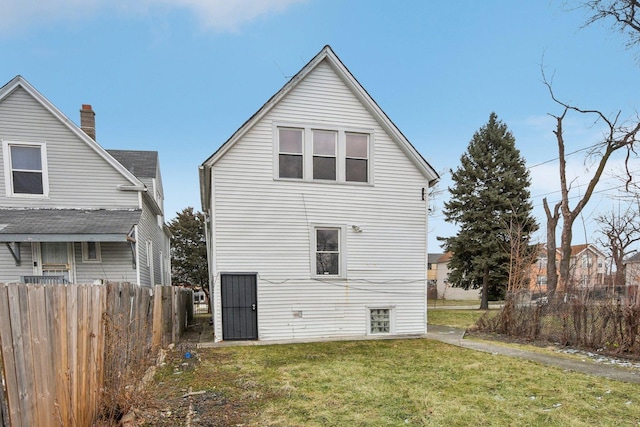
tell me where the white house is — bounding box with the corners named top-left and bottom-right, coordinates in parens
top-left (0, 76), bottom-right (170, 287)
top-left (435, 252), bottom-right (480, 301)
top-left (199, 46), bottom-right (439, 342)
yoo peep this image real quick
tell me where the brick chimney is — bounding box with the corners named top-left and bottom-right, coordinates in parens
top-left (80, 104), bottom-right (96, 140)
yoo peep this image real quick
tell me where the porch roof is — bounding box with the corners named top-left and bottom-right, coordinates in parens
top-left (0, 208), bottom-right (142, 242)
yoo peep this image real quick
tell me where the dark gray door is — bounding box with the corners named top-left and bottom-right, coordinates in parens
top-left (221, 274), bottom-right (258, 340)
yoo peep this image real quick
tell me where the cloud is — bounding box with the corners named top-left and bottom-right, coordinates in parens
top-left (150, 0), bottom-right (307, 32)
top-left (0, 0), bottom-right (305, 35)
top-left (0, 0), bottom-right (102, 34)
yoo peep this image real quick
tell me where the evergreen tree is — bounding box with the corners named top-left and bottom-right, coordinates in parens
top-left (439, 113), bottom-right (537, 309)
top-left (168, 207), bottom-right (209, 298)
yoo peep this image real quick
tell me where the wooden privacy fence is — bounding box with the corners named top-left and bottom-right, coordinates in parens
top-left (0, 282), bottom-right (192, 427)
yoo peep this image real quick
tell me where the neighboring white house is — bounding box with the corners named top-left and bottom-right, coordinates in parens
top-left (199, 46), bottom-right (439, 342)
top-left (0, 75), bottom-right (171, 286)
top-left (435, 252), bottom-right (480, 301)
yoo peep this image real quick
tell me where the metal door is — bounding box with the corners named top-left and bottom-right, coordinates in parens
top-left (221, 274), bottom-right (257, 340)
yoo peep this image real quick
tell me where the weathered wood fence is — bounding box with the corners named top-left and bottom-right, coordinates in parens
top-left (0, 282), bottom-right (192, 427)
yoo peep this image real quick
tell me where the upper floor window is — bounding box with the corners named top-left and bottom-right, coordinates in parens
top-left (276, 125), bottom-right (372, 184)
top-left (3, 141), bottom-right (49, 197)
top-left (313, 130), bottom-right (336, 181)
top-left (346, 133), bottom-right (368, 182)
top-left (278, 128), bottom-right (303, 179)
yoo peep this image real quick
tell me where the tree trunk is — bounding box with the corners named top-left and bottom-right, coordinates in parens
top-left (480, 267), bottom-right (489, 310)
top-left (559, 224), bottom-right (574, 293)
top-left (543, 197), bottom-right (560, 294)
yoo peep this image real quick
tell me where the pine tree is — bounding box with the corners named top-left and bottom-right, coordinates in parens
top-left (168, 207), bottom-right (209, 303)
top-left (439, 113), bottom-right (537, 309)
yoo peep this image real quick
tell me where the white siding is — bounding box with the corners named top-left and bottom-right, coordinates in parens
top-left (73, 242), bottom-right (137, 284)
top-left (0, 244), bottom-right (34, 283)
top-left (0, 87), bottom-right (138, 208)
top-left (435, 261), bottom-right (480, 301)
top-left (210, 60), bottom-right (429, 341)
top-left (136, 195), bottom-right (168, 287)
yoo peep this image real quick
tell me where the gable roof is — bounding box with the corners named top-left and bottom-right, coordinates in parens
top-left (0, 76), bottom-right (143, 187)
top-left (626, 252), bottom-right (640, 264)
top-left (570, 243), bottom-right (606, 258)
top-left (107, 150), bottom-right (158, 179)
top-left (437, 252), bottom-right (453, 263)
top-left (199, 45), bottom-right (439, 209)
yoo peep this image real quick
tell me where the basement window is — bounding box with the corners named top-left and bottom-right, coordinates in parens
top-left (369, 308), bottom-right (391, 334)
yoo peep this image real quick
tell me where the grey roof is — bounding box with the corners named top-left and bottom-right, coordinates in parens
top-left (626, 252), bottom-right (640, 264)
top-left (0, 208), bottom-right (142, 242)
top-left (107, 150), bottom-right (158, 179)
top-left (428, 253), bottom-right (444, 264)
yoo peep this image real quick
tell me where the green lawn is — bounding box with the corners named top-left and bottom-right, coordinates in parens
top-left (427, 299), bottom-right (482, 307)
top-left (427, 308), bottom-right (496, 329)
top-left (151, 338), bottom-right (640, 426)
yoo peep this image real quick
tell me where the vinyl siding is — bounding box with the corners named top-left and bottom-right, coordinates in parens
top-left (0, 244), bottom-right (34, 283)
top-left (0, 87), bottom-right (138, 208)
top-left (135, 195), bottom-right (168, 287)
top-left (0, 84), bottom-right (170, 288)
top-left (73, 242), bottom-right (137, 284)
top-left (210, 60), bottom-right (429, 341)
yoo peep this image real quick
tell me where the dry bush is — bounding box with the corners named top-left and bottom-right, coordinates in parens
top-left (478, 289), bottom-right (640, 356)
top-left (98, 285), bottom-right (157, 424)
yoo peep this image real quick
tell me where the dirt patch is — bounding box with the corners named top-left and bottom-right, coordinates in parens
top-left (120, 315), bottom-right (262, 427)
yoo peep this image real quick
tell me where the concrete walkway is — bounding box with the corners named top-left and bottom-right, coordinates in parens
top-left (426, 324), bottom-right (640, 384)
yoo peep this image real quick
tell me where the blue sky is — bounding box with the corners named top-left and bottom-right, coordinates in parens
top-left (2, 0), bottom-right (639, 252)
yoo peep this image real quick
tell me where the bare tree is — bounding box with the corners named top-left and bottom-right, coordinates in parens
top-left (580, 0), bottom-right (640, 50)
top-left (595, 204), bottom-right (640, 288)
top-left (542, 73), bottom-right (640, 294)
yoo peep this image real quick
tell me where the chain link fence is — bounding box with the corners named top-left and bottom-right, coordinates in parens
top-left (477, 287), bottom-right (640, 355)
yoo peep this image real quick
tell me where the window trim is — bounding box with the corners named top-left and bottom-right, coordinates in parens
top-left (367, 306), bottom-right (395, 335)
top-left (274, 123), bottom-right (373, 185)
top-left (81, 241), bottom-right (102, 263)
top-left (310, 224), bottom-right (347, 279)
top-left (2, 140), bottom-right (50, 197)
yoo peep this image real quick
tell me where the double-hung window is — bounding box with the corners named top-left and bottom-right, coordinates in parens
top-left (312, 130), bottom-right (337, 181)
top-left (3, 141), bottom-right (49, 196)
top-left (278, 128), bottom-right (303, 179)
top-left (315, 227), bottom-right (340, 276)
top-left (345, 133), bottom-right (368, 182)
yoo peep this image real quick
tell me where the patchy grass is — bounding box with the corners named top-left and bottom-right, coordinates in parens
top-left (427, 299), bottom-right (482, 307)
top-left (152, 339), bottom-right (640, 426)
top-left (428, 308), bottom-right (498, 329)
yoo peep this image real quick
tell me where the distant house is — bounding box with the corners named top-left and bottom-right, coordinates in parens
top-left (529, 243), bottom-right (606, 294)
top-left (568, 244), bottom-right (606, 289)
top-left (199, 46), bottom-right (439, 342)
top-left (0, 76), bottom-right (170, 286)
top-left (435, 252), bottom-right (479, 301)
top-left (427, 253), bottom-right (442, 286)
top-left (625, 252), bottom-right (640, 301)
top-left (529, 244), bottom-right (561, 295)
